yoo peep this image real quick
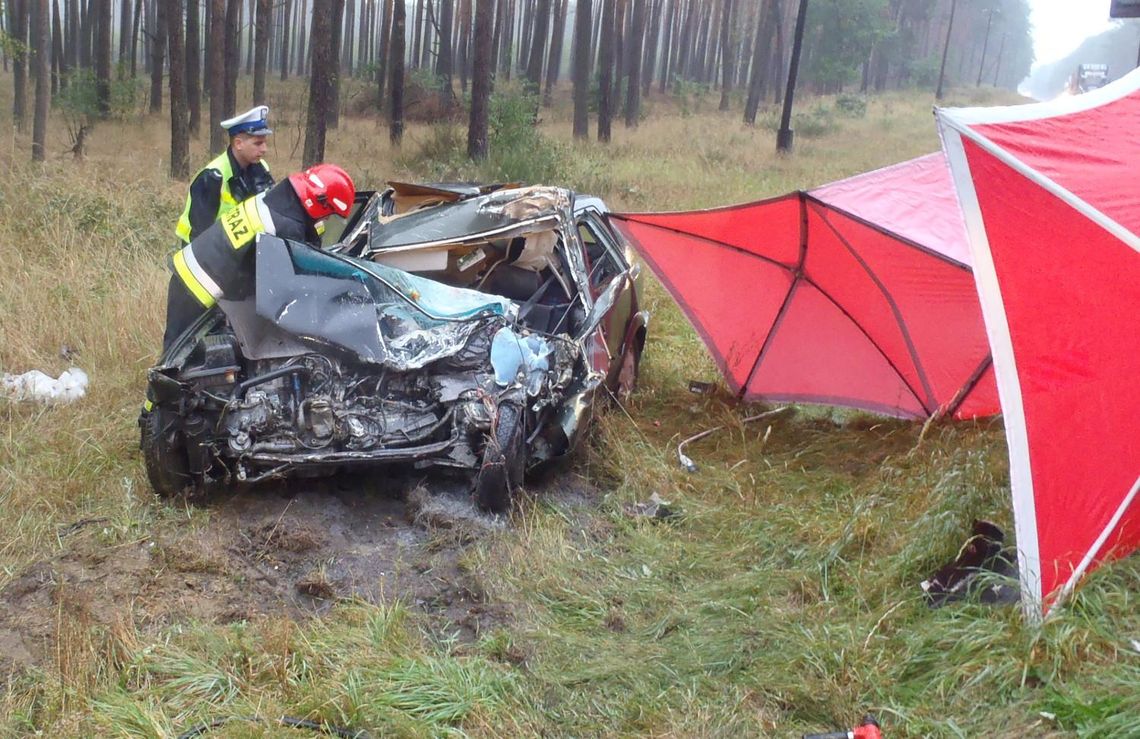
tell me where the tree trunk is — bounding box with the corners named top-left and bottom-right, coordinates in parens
top-left (743, 0), bottom-right (768, 124)
top-left (222, 0), bottom-right (239, 117)
top-left (376, 0), bottom-right (392, 102)
top-left (208, 0), bottom-right (225, 151)
top-left (11, 0), bottom-right (28, 131)
top-left (147, 0), bottom-right (165, 112)
top-left (129, 0), bottom-right (142, 77)
top-left (640, 0), bottom-right (659, 95)
top-left (388, 0), bottom-right (405, 144)
top-left (295, 0), bottom-right (307, 74)
top-left (572, 0), bottom-right (590, 138)
top-left (32, 0), bottom-right (50, 160)
top-left (467, 0), bottom-right (492, 159)
top-left (657, 0), bottom-right (673, 93)
top-left (612, 0), bottom-right (623, 91)
top-left (769, 0), bottom-right (783, 105)
top-left (622, 0), bottom-right (643, 126)
top-left (596, 0), bottom-right (613, 142)
top-left (437, 0), bottom-right (453, 107)
top-left (245, 0), bottom-right (254, 73)
top-left (411, 0), bottom-right (422, 69)
top-left (94, 0), bottom-right (111, 112)
top-left (524, 0), bottom-right (548, 92)
top-left (52, 0), bottom-right (63, 93)
top-left (717, 0), bottom-right (733, 110)
top-left (518, 0), bottom-right (532, 70)
top-left (327, 0), bottom-right (343, 128)
top-left (356, 0), bottom-right (369, 74)
top-left (457, 0), bottom-right (470, 92)
top-left (542, 0), bottom-right (565, 106)
top-left (118, 0), bottom-right (130, 64)
top-left (252, 0), bottom-right (269, 101)
top-left (341, 0), bottom-right (354, 74)
top-left (303, 0), bottom-right (333, 164)
top-left (80, 0), bottom-right (90, 68)
top-left (67, 0), bottom-right (79, 73)
top-left (167, 0), bottom-right (189, 177)
top-left (186, 0), bottom-right (200, 132)
top-left (278, 0), bottom-right (290, 78)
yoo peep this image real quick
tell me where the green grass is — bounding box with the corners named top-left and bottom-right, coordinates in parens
top-left (2, 75), bottom-right (1138, 736)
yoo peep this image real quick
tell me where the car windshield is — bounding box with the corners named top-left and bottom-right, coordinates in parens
top-left (290, 242), bottom-right (512, 321)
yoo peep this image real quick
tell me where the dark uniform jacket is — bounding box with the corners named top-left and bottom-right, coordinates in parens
top-left (169, 179), bottom-right (319, 313)
top-left (176, 148), bottom-right (275, 243)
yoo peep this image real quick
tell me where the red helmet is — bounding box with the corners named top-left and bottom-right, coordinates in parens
top-left (288, 164), bottom-right (356, 220)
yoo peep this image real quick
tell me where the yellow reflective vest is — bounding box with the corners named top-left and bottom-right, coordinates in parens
top-left (174, 152), bottom-right (272, 243)
top-left (171, 196), bottom-right (276, 309)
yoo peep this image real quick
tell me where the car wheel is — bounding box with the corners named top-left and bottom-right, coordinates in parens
top-left (140, 407), bottom-right (193, 498)
top-left (475, 402), bottom-right (526, 513)
top-left (616, 331), bottom-right (645, 402)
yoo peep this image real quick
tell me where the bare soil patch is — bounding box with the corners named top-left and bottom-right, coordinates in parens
top-left (0, 469), bottom-right (601, 675)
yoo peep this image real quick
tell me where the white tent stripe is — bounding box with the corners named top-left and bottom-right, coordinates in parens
top-left (936, 118), bottom-right (1043, 620)
top-left (936, 113), bottom-right (1140, 257)
top-left (940, 66), bottom-right (1140, 126)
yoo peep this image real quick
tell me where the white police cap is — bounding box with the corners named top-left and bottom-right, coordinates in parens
top-left (221, 105), bottom-right (272, 136)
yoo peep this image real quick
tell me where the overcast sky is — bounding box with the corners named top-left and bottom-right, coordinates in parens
top-left (1029, 0), bottom-right (1119, 66)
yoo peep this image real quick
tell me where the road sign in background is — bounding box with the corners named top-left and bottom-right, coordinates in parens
top-left (1111, 0), bottom-right (1140, 19)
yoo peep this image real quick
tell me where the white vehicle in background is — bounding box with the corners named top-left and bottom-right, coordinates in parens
top-left (1069, 63), bottom-right (1109, 95)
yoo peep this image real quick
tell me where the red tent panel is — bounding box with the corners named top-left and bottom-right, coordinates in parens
top-left (802, 204), bottom-right (934, 412)
top-left (614, 218), bottom-right (793, 392)
top-left (747, 281), bottom-right (927, 417)
top-left (954, 361), bottom-right (998, 421)
top-left (964, 137), bottom-right (1140, 607)
top-left (811, 152), bottom-right (973, 266)
top-left (971, 93), bottom-right (1140, 237)
top-left (611, 154), bottom-right (1001, 421)
top-left (809, 206), bottom-right (993, 418)
top-left (621, 196), bottom-right (804, 266)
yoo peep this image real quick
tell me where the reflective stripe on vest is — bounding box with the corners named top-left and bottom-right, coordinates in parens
top-left (172, 247), bottom-right (222, 308)
top-left (172, 193), bottom-right (276, 305)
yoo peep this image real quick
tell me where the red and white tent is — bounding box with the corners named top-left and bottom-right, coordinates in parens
top-left (938, 72), bottom-right (1140, 618)
top-left (610, 154), bottom-right (999, 420)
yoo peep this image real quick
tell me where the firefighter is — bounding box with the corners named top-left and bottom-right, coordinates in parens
top-left (162, 163), bottom-right (356, 350)
top-left (174, 106), bottom-right (276, 244)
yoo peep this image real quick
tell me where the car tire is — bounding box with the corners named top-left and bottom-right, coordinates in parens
top-left (475, 402), bottom-right (526, 513)
top-left (616, 329), bottom-right (645, 402)
top-left (140, 407), bottom-right (193, 498)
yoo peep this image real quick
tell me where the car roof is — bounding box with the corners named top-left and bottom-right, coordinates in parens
top-left (371, 185), bottom-right (608, 249)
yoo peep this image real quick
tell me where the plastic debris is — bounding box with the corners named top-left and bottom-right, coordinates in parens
top-left (1, 367), bottom-right (89, 403)
top-left (625, 492), bottom-right (678, 521)
top-left (677, 406), bottom-right (793, 472)
top-left (490, 327), bottom-right (552, 395)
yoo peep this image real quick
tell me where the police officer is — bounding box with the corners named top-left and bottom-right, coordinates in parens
top-left (175, 105), bottom-right (276, 244)
top-left (163, 163), bottom-right (356, 350)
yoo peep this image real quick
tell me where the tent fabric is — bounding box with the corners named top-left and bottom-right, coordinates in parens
top-left (937, 68), bottom-right (1140, 619)
top-left (610, 154), bottom-right (999, 421)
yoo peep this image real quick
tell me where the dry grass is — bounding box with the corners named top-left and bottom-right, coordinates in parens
top-left (1, 72), bottom-right (1135, 737)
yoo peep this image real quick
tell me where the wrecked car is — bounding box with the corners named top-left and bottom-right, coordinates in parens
top-left (141, 184), bottom-right (648, 511)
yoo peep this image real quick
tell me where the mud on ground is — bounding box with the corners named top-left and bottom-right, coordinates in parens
top-left (0, 470), bottom-right (602, 676)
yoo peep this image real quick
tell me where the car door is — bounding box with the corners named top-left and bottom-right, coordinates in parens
top-left (576, 210), bottom-right (635, 372)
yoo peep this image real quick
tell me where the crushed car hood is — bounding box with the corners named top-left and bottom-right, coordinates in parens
top-left (219, 235), bottom-right (512, 370)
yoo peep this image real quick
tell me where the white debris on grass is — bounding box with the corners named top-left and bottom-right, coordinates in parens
top-left (1, 367), bottom-right (89, 403)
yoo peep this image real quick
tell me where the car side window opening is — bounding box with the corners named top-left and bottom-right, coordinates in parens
top-left (577, 215), bottom-right (624, 292)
